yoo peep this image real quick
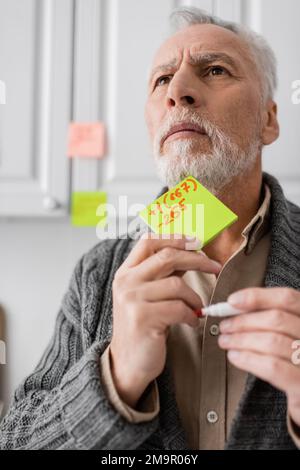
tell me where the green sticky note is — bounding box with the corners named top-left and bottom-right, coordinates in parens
top-left (139, 176), bottom-right (238, 248)
top-left (71, 191), bottom-right (107, 227)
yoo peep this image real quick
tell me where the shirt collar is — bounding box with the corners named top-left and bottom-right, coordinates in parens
top-left (242, 182), bottom-right (271, 255)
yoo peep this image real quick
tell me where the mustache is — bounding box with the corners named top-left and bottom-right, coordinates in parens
top-left (154, 111), bottom-right (223, 151)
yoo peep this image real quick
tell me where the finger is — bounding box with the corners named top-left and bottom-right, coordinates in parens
top-left (133, 246), bottom-right (222, 282)
top-left (147, 299), bottom-right (199, 329)
top-left (227, 287), bottom-right (300, 317)
top-left (218, 331), bottom-right (296, 362)
top-left (220, 310), bottom-right (300, 340)
top-left (138, 276), bottom-right (203, 311)
top-left (122, 233), bottom-right (203, 269)
top-left (226, 350), bottom-right (300, 395)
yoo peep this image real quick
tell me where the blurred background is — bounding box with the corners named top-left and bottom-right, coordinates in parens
top-left (0, 0), bottom-right (300, 413)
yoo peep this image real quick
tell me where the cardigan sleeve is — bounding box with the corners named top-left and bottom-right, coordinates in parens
top-left (0, 252), bottom-right (159, 449)
top-left (100, 344), bottom-right (160, 423)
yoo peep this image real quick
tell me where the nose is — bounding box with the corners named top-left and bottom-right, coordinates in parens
top-left (165, 69), bottom-right (200, 109)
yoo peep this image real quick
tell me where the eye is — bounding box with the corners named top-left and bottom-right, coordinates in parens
top-left (154, 75), bottom-right (171, 88)
top-left (207, 66), bottom-right (229, 77)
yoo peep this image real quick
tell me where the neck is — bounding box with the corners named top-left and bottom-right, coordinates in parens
top-left (202, 161), bottom-right (263, 266)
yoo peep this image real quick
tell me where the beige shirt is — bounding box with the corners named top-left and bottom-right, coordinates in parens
top-left (100, 182), bottom-right (300, 449)
top-left (167, 183), bottom-right (271, 449)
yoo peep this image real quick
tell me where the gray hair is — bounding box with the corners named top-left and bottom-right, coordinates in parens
top-left (169, 6), bottom-right (277, 102)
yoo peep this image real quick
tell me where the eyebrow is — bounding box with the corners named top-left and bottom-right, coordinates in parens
top-left (147, 52), bottom-right (239, 87)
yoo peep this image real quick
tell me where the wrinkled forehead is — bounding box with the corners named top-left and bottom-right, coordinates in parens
top-left (151, 23), bottom-right (255, 71)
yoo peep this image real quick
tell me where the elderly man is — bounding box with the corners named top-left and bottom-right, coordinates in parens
top-left (1, 7), bottom-right (300, 450)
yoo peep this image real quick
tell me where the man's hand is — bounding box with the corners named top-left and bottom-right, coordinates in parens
top-left (109, 233), bottom-right (222, 409)
top-left (218, 287), bottom-right (300, 427)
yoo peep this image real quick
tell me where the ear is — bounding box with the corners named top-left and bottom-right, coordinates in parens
top-left (261, 99), bottom-right (280, 145)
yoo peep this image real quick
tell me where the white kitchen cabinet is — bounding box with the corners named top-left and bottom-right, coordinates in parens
top-left (71, 0), bottom-right (172, 215)
top-left (0, 0), bottom-right (74, 216)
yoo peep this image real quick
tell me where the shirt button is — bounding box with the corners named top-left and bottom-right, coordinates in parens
top-left (209, 324), bottom-right (220, 336)
top-left (207, 410), bottom-right (219, 424)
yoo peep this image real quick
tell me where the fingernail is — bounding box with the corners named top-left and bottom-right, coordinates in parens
top-left (228, 291), bottom-right (245, 305)
top-left (185, 237), bottom-right (202, 251)
top-left (198, 250), bottom-right (208, 257)
top-left (227, 350), bottom-right (240, 360)
top-left (171, 234), bottom-right (182, 240)
top-left (194, 309), bottom-right (203, 318)
top-left (219, 334), bottom-right (230, 345)
top-left (185, 235), bottom-right (196, 241)
top-left (220, 320), bottom-right (232, 332)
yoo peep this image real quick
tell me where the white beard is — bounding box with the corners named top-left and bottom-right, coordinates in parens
top-left (152, 111), bottom-right (261, 195)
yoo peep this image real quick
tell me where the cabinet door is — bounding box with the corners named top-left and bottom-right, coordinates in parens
top-left (71, 0), bottom-right (176, 221)
top-left (0, 0), bottom-right (74, 216)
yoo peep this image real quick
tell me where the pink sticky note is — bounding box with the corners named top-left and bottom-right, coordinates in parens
top-left (67, 122), bottom-right (106, 158)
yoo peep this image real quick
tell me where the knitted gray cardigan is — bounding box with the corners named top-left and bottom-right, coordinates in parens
top-left (0, 172), bottom-right (300, 450)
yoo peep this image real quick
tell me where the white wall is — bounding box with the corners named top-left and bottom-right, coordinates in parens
top-left (0, 221), bottom-right (98, 411)
top-left (243, 0), bottom-right (300, 204)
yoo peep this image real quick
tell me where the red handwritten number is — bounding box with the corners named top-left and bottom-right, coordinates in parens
top-left (185, 178), bottom-right (197, 192)
top-left (180, 182), bottom-right (191, 193)
top-left (157, 178), bottom-right (197, 227)
top-left (149, 202), bottom-right (164, 217)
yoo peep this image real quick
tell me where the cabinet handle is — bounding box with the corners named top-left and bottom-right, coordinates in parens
top-left (43, 196), bottom-right (60, 211)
